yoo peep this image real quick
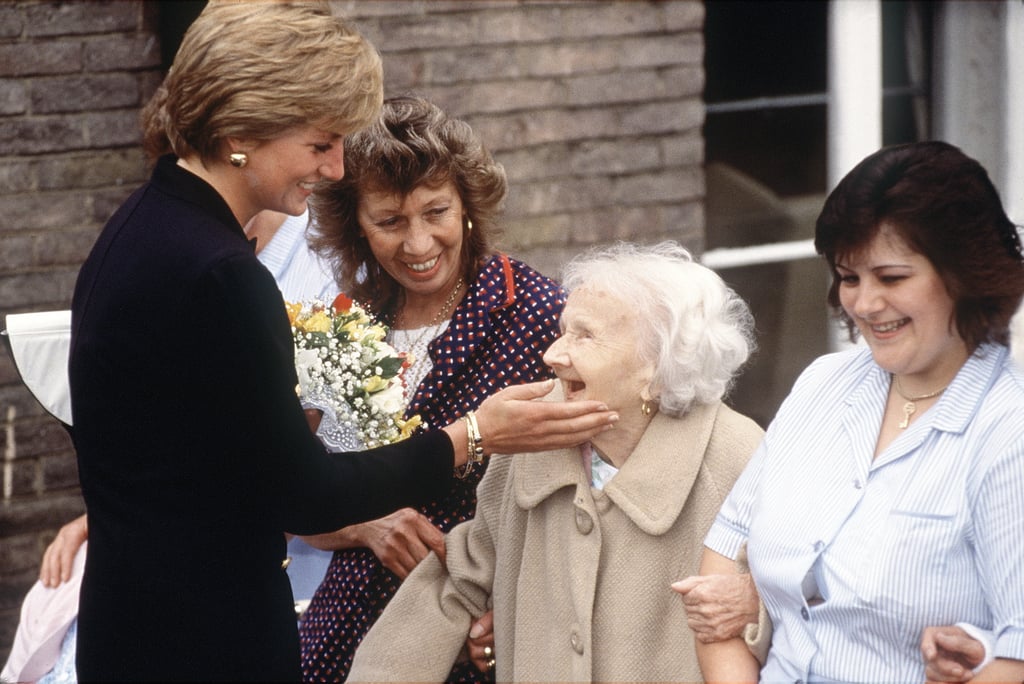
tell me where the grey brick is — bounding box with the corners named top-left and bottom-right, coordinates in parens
top-left (24, 0), bottom-right (142, 38)
top-left (31, 148), bottom-right (148, 191)
top-left (83, 109), bottom-right (144, 147)
top-left (83, 33), bottom-right (160, 72)
top-left (0, 234), bottom-right (34, 271)
top-left (35, 228), bottom-right (101, 267)
top-left (0, 5), bottom-right (24, 39)
top-left (0, 78), bottom-right (29, 115)
top-left (0, 40), bottom-right (83, 77)
top-left (0, 115), bottom-right (86, 155)
top-left (41, 452), bottom-right (80, 490)
top-left (0, 191), bottom-right (93, 232)
top-left (31, 73), bottom-right (139, 113)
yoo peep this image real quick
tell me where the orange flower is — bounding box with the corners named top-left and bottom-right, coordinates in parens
top-left (331, 292), bottom-right (354, 313)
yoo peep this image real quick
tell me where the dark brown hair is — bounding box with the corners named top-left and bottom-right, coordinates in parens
top-left (815, 140), bottom-right (1024, 350)
top-left (308, 96), bottom-right (507, 321)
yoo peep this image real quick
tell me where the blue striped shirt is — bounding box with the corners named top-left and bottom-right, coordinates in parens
top-left (256, 210), bottom-right (336, 303)
top-left (706, 344), bottom-right (1024, 682)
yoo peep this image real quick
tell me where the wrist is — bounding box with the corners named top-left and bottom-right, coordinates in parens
top-left (454, 411), bottom-right (485, 479)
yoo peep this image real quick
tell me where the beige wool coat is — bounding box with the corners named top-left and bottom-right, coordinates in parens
top-left (348, 401), bottom-right (764, 683)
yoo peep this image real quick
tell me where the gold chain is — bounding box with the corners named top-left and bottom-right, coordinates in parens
top-left (395, 276), bottom-right (466, 352)
top-left (892, 374), bottom-right (948, 429)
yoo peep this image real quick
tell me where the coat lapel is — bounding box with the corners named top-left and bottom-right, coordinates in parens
top-left (513, 403), bottom-right (722, 536)
top-left (603, 403), bottom-right (719, 535)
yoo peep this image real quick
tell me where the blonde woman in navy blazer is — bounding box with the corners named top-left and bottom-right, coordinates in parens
top-left (68, 4), bottom-right (614, 680)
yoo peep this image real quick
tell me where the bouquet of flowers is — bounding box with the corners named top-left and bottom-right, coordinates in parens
top-left (286, 293), bottom-right (422, 451)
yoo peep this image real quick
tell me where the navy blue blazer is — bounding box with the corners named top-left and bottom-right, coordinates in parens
top-left (69, 156), bottom-right (454, 682)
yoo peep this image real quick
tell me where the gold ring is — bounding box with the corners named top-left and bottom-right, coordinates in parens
top-left (483, 646), bottom-right (493, 657)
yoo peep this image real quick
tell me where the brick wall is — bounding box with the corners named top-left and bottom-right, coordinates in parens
top-left (339, 0), bottom-right (707, 276)
top-left (0, 0), bottom-right (705, 665)
top-left (0, 0), bottom-right (160, 662)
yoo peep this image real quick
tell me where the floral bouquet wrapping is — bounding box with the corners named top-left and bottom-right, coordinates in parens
top-left (286, 293), bottom-right (422, 451)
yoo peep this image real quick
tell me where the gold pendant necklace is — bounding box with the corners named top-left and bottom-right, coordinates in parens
top-left (395, 276), bottom-right (466, 352)
top-left (892, 375), bottom-right (948, 429)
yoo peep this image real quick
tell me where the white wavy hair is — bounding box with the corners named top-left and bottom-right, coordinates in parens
top-left (559, 241), bottom-right (755, 417)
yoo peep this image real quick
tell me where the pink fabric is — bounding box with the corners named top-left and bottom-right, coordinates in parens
top-left (1, 543), bottom-right (85, 683)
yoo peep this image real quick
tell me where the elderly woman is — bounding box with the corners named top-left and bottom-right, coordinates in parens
top-left (345, 241), bottom-right (765, 682)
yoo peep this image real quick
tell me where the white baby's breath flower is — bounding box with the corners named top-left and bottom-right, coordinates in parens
top-left (288, 296), bottom-right (419, 448)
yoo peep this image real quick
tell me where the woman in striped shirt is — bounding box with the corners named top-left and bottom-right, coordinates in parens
top-left (691, 141), bottom-right (1024, 683)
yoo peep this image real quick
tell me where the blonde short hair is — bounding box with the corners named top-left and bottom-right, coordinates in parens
top-left (142, 0), bottom-right (383, 163)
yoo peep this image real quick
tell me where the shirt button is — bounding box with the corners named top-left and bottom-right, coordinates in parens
top-left (801, 606), bottom-right (809, 620)
top-left (853, 478), bottom-right (863, 489)
top-left (813, 541), bottom-right (825, 552)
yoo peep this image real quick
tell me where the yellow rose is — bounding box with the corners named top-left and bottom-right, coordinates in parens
top-left (398, 415), bottom-right (423, 440)
top-left (362, 325), bottom-right (386, 343)
top-left (303, 311), bottom-right (332, 333)
top-left (363, 375), bottom-right (389, 393)
top-left (285, 302), bottom-right (302, 326)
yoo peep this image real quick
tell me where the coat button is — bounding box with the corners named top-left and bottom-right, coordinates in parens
top-left (570, 630), bottom-right (584, 654)
top-left (574, 510), bottom-right (593, 534)
top-left (281, 557), bottom-right (292, 570)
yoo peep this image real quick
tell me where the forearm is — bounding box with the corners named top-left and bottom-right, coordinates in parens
top-left (693, 546), bottom-right (762, 682)
top-left (696, 637), bottom-right (760, 683)
top-left (299, 523), bottom-right (366, 552)
top-left (972, 657), bottom-right (1024, 681)
top-left (348, 553), bottom-right (471, 682)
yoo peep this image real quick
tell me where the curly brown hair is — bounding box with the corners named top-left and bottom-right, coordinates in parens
top-left (309, 96), bottom-right (508, 321)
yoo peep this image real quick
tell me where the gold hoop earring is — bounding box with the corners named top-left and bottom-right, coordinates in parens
top-left (229, 153), bottom-right (248, 168)
top-left (641, 399), bottom-right (654, 416)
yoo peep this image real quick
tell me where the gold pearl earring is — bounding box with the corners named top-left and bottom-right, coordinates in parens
top-left (229, 153), bottom-right (248, 168)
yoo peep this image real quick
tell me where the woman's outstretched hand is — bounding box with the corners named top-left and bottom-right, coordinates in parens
top-left (468, 379), bottom-right (618, 455)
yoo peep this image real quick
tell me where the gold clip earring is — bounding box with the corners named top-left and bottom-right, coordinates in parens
top-left (229, 153), bottom-right (248, 168)
top-left (641, 399), bottom-right (653, 416)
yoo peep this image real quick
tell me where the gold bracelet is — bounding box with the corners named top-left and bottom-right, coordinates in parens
top-left (465, 410), bottom-right (485, 461)
top-left (455, 411), bottom-right (485, 479)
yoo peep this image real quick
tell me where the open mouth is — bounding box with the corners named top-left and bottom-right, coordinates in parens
top-left (872, 318), bottom-right (909, 334)
top-left (562, 378), bottom-right (586, 399)
top-left (406, 256), bottom-right (440, 273)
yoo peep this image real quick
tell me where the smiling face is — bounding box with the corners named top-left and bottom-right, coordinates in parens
top-left (543, 287), bottom-right (653, 415)
top-left (836, 224), bottom-right (969, 387)
top-left (356, 180), bottom-right (466, 312)
top-left (236, 125), bottom-right (345, 219)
